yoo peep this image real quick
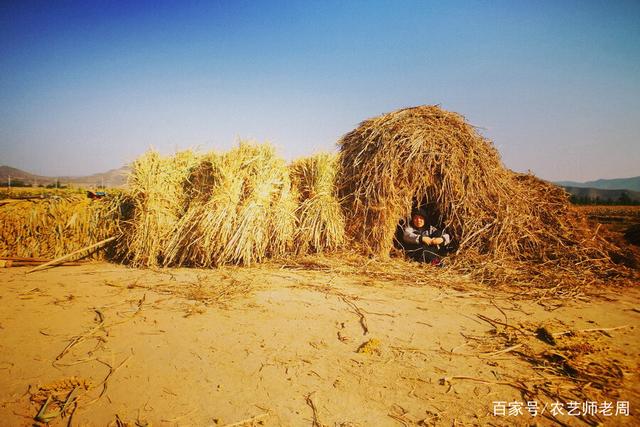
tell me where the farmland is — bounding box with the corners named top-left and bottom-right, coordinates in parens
top-left (3, 0), bottom-right (639, 424)
top-left (1, 111), bottom-right (638, 426)
top-left (575, 205), bottom-right (640, 234)
top-left (0, 200), bottom-right (638, 425)
top-left (0, 253), bottom-right (638, 426)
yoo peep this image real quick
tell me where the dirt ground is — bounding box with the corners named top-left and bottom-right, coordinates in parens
top-left (0, 256), bottom-right (638, 426)
top-left (575, 205), bottom-right (640, 234)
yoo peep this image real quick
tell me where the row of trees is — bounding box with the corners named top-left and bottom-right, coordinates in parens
top-left (570, 192), bottom-right (639, 205)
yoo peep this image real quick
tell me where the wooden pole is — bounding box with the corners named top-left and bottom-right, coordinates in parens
top-left (26, 236), bottom-right (117, 274)
top-left (1, 260), bottom-right (84, 267)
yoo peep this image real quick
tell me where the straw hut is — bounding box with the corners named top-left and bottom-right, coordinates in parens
top-left (337, 105), bottom-right (613, 267)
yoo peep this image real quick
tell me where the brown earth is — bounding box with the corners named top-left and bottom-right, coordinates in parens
top-left (0, 255), bottom-right (638, 426)
top-left (576, 205), bottom-right (640, 267)
top-left (575, 205), bottom-right (640, 234)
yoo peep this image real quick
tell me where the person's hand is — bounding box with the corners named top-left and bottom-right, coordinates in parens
top-left (422, 236), bottom-right (444, 246)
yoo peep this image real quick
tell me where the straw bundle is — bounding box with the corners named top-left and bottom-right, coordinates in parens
top-left (125, 149), bottom-right (199, 267)
top-left (164, 142), bottom-right (296, 267)
top-left (290, 153), bottom-right (345, 254)
top-left (163, 151), bottom-right (241, 266)
top-left (337, 105), bottom-right (619, 272)
top-left (0, 195), bottom-right (122, 259)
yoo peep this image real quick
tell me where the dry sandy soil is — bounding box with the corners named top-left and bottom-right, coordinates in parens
top-left (0, 257), bottom-right (638, 426)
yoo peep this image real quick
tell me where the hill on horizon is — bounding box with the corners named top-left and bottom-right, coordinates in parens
top-left (0, 165), bottom-right (130, 187)
top-left (555, 176), bottom-right (640, 192)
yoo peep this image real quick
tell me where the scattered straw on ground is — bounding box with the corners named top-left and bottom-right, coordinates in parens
top-left (0, 193), bottom-right (124, 259)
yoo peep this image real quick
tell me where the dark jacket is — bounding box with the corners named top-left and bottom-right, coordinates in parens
top-left (402, 223), bottom-right (451, 248)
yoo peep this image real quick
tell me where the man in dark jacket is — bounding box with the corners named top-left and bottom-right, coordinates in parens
top-left (400, 209), bottom-right (454, 265)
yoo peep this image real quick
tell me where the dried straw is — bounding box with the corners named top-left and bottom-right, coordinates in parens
top-left (290, 153), bottom-right (345, 254)
top-left (337, 105), bottom-right (634, 287)
top-left (164, 142), bottom-right (296, 267)
top-left (0, 194), bottom-right (123, 259)
top-left (124, 149), bottom-right (199, 267)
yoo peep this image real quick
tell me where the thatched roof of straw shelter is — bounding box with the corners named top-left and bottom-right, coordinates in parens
top-left (337, 105), bottom-right (629, 284)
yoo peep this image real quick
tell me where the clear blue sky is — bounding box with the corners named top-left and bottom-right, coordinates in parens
top-left (1, 0), bottom-right (638, 181)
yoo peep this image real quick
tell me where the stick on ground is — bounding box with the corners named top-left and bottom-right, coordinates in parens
top-left (26, 236), bottom-right (116, 274)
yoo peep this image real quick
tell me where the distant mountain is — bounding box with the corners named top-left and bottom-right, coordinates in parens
top-left (555, 176), bottom-right (640, 192)
top-left (561, 186), bottom-right (640, 203)
top-left (0, 165), bottom-right (130, 187)
top-left (58, 166), bottom-right (131, 187)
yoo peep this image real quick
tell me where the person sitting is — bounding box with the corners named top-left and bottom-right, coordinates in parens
top-left (400, 209), bottom-right (455, 265)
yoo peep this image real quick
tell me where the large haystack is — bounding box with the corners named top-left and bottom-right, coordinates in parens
top-left (290, 153), bottom-right (345, 254)
top-left (337, 105), bottom-right (615, 271)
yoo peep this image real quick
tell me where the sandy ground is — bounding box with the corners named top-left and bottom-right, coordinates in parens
top-left (0, 260), bottom-right (638, 426)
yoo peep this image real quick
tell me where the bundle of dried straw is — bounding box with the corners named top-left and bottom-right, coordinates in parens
top-left (290, 153), bottom-right (345, 254)
top-left (163, 142), bottom-right (296, 267)
top-left (124, 149), bottom-right (199, 267)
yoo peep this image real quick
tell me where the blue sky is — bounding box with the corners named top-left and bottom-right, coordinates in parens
top-left (1, 0), bottom-right (639, 181)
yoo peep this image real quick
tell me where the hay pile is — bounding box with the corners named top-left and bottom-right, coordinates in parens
top-left (290, 153), bottom-right (345, 254)
top-left (7, 106), bottom-right (629, 288)
top-left (0, 194), bottom-right (122, 259)
top-left (157, 142), bottom-right (297, 267)
top-left (337, 105), bottom-right (628, 286)
top-left (128, 144), bottom-right (346, 266)
top-left (123, 149), bottom-right (199, 267)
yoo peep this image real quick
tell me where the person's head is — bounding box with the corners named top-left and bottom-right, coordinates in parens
top-left (411, 213), bottom-right (425, 228)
